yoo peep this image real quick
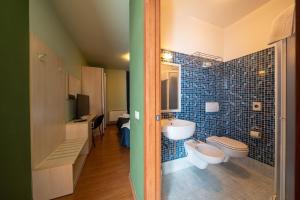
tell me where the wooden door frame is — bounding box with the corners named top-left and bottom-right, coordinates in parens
top-left (144, 0), bottom-right (161, 199)
top-left (142, 0), bottom-right (300, 199)
top-left (295, 0), bottom-right (299, 198)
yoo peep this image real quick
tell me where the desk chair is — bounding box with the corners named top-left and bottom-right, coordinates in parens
top-left (91, 114), bottom-right (104, 147)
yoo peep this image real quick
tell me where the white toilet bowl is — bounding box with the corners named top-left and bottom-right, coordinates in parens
top-left (206, 136), bottom-right (249, 162)
top-left (184, 140), bottom-right (225, 169)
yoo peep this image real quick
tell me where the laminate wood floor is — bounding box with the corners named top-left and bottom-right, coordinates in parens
top-left (56, 125), bottom-right (133, 200)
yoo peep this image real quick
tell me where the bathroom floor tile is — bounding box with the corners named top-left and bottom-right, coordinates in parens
top-left (162, 160), bottom-right (273, 200)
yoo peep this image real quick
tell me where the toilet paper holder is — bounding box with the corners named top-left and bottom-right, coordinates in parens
top-left (250, 130), bottom-right (262, 139)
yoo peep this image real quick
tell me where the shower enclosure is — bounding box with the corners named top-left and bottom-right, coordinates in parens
top-left (276, 34), bottom-right (295, 200)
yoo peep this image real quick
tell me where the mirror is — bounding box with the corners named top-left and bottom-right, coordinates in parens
top-left (161, 62), bottom-right (181, 112)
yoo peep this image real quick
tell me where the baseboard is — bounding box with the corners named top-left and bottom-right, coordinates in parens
top-left (162, 157), bottom-right (192, 175)
top-left (129, 174), bottom-right (137, 200)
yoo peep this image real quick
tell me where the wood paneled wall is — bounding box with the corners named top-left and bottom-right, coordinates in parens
top-left (30, 34), bottom-right (66, 168)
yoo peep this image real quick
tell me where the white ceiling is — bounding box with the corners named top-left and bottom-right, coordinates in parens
top-left (52, 0), bottom-right (270, 69)
top-left (170, 0), bottom-right (271, 28)
top-left (52, 0), bottom-right (129, 69)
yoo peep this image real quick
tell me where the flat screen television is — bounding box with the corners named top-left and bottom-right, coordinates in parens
top-left (76, 94), bottom-right (90, 119)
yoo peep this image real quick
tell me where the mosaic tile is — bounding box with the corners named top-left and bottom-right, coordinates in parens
top-left (161, 48), bottom-right (275, 166)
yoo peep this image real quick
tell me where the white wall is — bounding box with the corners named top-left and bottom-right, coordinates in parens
top-left (105, 69), bottom-right (127, 121)
top-left (161, 0), bottom-right (224, 58)
top-left (224, 0), bottom-right (294, 61)
top-left (162, 0), bottom-right (294, 61)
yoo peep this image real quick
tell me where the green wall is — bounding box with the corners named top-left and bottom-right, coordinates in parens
top-left (105, 69), bottom-right (127, 120)
top-left (29, 0), bottom-right (86, 121)
top-left (0, 1), bottom-right (32, 199)
top-left (130, 0), bottom-right (144, 199)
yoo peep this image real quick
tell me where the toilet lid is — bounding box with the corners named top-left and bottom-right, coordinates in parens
top-left (207, 136), bottom-right (248, 151)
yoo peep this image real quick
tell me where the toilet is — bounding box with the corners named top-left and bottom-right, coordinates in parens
top-left (206, 136), bottom-right (249, 162)
top-left (184, 140), bottom-right (225, 169)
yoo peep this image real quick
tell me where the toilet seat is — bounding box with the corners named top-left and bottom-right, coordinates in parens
top-left (206, 136), bottom-right (249, 162)
top-left (207, 136), bottom-right (248, 151)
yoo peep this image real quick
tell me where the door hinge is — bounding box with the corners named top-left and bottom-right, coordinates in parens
top-left (155, 115), bottom-right (161, 121)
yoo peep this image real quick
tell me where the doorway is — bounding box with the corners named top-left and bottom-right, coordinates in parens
top-left (156, 0), bottom-right (293, 199)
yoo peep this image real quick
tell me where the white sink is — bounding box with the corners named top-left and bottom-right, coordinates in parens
top-left (161, 119), bottom-right (196, 140)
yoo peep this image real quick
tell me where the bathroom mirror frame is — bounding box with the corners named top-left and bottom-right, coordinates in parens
top-left (161, 62), bottom-right (181, 113)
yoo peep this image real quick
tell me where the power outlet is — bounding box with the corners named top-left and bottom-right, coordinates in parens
top-left (252, 102), bottom-right (262, 111)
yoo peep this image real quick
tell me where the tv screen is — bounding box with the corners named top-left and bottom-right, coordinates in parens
top-left (76, 94), bottom-right (90, 119)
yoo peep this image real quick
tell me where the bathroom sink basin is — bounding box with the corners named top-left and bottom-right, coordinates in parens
top-left (161, 119), bottom-right (196, 140)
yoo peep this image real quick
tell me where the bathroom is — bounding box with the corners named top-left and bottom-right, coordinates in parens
top-left (160, 0), bottom-right (295, 199)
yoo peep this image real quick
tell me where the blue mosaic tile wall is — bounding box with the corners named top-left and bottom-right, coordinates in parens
top-left (223, 48), bottom-right (275, 166)
top-left (161, 48), bottom-right (275, 166)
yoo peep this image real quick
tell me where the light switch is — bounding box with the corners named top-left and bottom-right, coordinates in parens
top-left (135, 111), bottom-right (140, 120)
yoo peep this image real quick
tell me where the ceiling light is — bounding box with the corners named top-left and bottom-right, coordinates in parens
top-left (162, 52), bottom-right (173, 60)
top-left (202, 61), bottom-right (212, 68)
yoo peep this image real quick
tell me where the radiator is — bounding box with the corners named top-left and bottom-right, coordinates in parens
top-left (109, 110), bottom-right (127, 122)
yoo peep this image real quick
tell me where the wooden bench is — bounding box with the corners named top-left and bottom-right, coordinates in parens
top-left (32, 137), bottom-right (88, 200)
top-left (32, 116), bottom-right (95, 200)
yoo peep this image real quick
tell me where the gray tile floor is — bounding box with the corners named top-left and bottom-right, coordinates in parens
top-left (162, 159), bottom-right (274, 200)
